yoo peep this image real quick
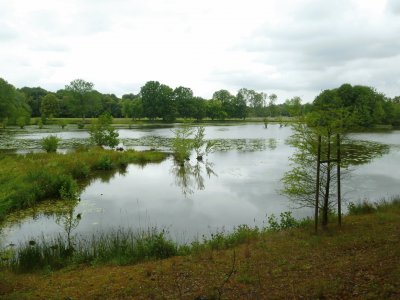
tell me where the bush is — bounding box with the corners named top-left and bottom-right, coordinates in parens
top-left (17, 116), bottom-right (26, 129)
top-left (2, 117), bottom-right (8, 128)
top-left (41, 135), bottom-right (60, 153)
top-left (58, 119), bottom-right (68, 129)
top-left (69, 161), bottom-right (90, 179)
top-left (347, 201), bottom-right (377, 215)
top-left (95, 154), bottom-right (113, 170)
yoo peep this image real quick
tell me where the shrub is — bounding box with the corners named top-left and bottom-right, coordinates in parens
top-left (2, 117), bottom-right (8, 128)
top-left (58, 119), bottom-right (67, 129)
top-left (37, 119), bottom-right (43, 129)
top-left (17, 116), bottom-right (26, 129)
top-left (70, 161), bottom-right (90, 179)
top-left (41, 135), bottom-right (60, 153)
top-left (95, 154), bottom-right (113, 170)
top-left (347, 201), bottom-right (377, 215)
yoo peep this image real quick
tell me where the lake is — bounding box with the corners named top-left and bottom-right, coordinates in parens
top-left (1, 123), bottom-right (399, 246)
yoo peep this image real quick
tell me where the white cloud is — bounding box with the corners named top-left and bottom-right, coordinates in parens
top-left (0, 0), bottom-right (399, 101)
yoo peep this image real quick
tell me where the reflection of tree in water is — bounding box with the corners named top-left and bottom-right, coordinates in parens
top-left (171, 159), bottom-right (217, 197)
top-left (55, 206), bottom-right (82, 251)
top-left (267, 138), bottom-right (277, 150)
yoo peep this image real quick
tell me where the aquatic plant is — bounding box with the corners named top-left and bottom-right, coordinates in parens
top-left (41, 135), bottom-right (60, 153)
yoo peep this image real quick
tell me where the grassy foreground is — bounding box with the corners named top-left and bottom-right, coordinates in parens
top-left (0, 201), bottom-right (399, 299)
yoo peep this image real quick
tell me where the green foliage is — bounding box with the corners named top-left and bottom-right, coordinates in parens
top-left (41, 135), bottom-right (60, 153)
top-left (171, 125), bottom-right (194, 163)
top-left (140, 81), bottom-right (176, 121)
top-left (40, 93), bottom-right (59, 119)
top-left (65, 79), bottom-right (97, 120)
top-left (95, 154), bottom-right (114, 170)
top-left (0, 78), bottom-right (31, 124)
top-left (37, 119), bottom-right (43, 129)
top-left (2, 117), bottom-right (8, 128)
top-left (89, 113), bottom-right (119, 148)
top-left (347, 201), bottom-right (376, 215)
top-left (58, 119), bottom-right (67, 129)
top-left (17, 116), bottom-right (27, 129)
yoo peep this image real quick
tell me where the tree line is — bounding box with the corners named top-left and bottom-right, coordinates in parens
top-left (1, 77), bottom-right (400, 127)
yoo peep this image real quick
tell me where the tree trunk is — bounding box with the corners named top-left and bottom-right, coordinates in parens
top-left (315, 135), bottom-right (322, 233)
top-left (322, 134), bottom-right (331, 229)
top-left (337, 134), bottom-right (341, 226)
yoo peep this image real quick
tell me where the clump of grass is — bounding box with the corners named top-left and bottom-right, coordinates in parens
top-left (5, 228), bottom-right (178, 272)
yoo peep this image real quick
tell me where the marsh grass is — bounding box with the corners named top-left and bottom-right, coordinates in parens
top-left (347, 196), bottom-right (400, 215)
top-left (1, 199), bottom-right (399, 274)
top-left (1, 211), bottom-right (307, 273)
top-left (0, 149), bottom-right (167, 219)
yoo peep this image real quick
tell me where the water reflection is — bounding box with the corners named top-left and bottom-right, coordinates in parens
top-left (171, 159), bottom-right (217, 197)
top-left (341, 139), bottom-right (390, 167)
top-left (55, 206), bottom-right (82, 250)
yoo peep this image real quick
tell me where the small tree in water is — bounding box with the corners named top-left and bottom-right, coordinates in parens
top-left (171, 125), bottom-right (214, 164)
top-left (89, 113), bottom-right (119, 148)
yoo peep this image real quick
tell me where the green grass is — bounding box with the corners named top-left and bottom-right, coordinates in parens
top-left (0, 148), bottom-right (167, 220)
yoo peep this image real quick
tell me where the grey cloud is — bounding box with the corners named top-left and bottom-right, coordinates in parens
top-left (386, 0), bottom-right (400, 14)
top-left (47, 60), bottom-right (65, 68)
top-left (30, 43), bottom-right (69, 52)
top-left (0, 22), bottom-right (18, 41)
top-left (221, 1), bottom-right (400, 98)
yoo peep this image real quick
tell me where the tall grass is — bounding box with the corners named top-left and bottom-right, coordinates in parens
top-left (1, 212), bottom-right (307, 273)
top-left (347, 196), bottom-right (400, 215)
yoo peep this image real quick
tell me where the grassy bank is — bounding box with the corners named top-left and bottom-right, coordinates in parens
top-left (0, 200), bottom-right (399, 299)
top-left (0, 148), bottom-right (167, 220)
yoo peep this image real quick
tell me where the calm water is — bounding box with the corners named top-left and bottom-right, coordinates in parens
top-left (1, 124), bottom-right (399, 245)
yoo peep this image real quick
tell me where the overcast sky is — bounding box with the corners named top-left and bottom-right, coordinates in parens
top-left (1, 0), bottom-right (399, 102)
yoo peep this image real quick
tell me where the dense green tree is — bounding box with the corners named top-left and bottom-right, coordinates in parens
top-left (100, 94), bottom-right (121, 117)
top-left (212, 89), bottom-right (234, 118)
top-left (40, 93), bottom-right (59, 120)
top-left (19, 86), bottom-right (48, 117)
top-left (284, 96), bottom-right (303, 117)
top-left (232, 91), bottom-right (248, 119)
top-left (331, 84), bottom-right (388, 127)
top-left (192, 97), bottom-right (207, 120)
top-left (141, 81), bottom-right (175, 121)
top-left (121, 96), bottom-right (143, 119)
top-left (0, 78), bottom-right (30, 125)
top-left (65, 79), bottom-right (95, 121)
top-left (267, 93), bottom-right (278, 117)
top-left (206, 99), bottom-right (226, 120)
top-left (174, 86), bottom-right (194, 119)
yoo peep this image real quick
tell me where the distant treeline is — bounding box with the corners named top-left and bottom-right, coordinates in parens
top-left (1, 77), bottom-right (399, 127)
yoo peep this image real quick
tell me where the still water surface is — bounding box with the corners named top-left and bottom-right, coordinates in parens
top-left (1, 124), bottom-right (399, 245)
